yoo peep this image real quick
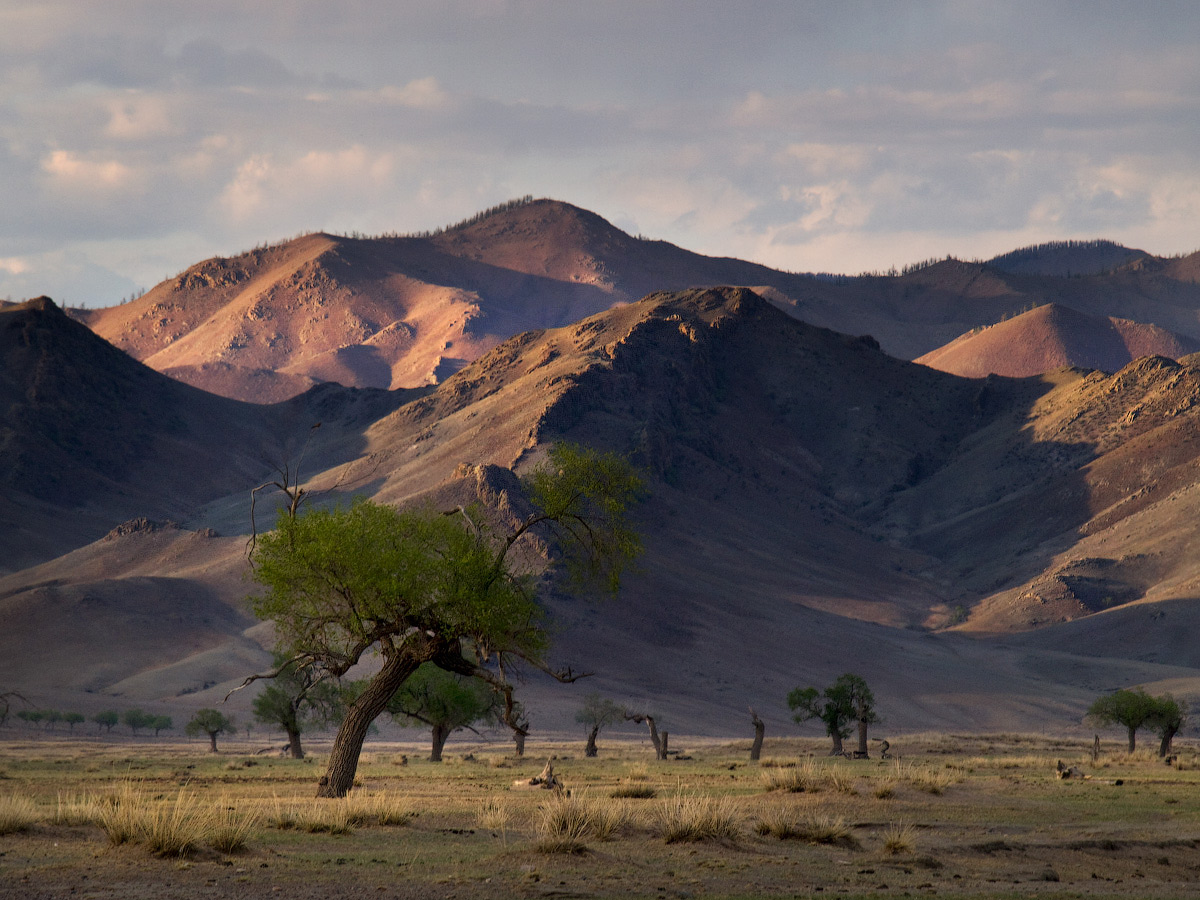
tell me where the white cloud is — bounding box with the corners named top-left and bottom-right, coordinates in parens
top-left (216, 146), bottom-right (400, 227)
top-left (40, 150), bottom-right (135, 191)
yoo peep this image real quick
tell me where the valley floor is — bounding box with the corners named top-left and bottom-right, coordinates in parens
top-left (0, 734), bottom-right (1198, 899)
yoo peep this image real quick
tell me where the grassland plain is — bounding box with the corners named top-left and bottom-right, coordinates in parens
top-left (1, 732), bottom-right (1199, 899)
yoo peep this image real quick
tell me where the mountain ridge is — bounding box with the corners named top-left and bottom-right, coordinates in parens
top-left (70, 198), bottom-right (1200, 402)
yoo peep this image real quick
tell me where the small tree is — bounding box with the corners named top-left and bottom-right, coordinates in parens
top-left (18, 709), bottom-right (45, 729)
top-left (0, 691), bottom-right (28, 727)
top-left (63, 712), bottom-right (85, 732)
top-left (387, 664), bottom-right (501, 761)
top-left (575, 694), bottom-right (625, 758)
top-left (42, 709), bottom-right (63, 731)
top-left (509, 701), bottom-right (530, 757)
top-left (1087, 688), bottom-right (1159, 753)
top-left (93, 710), bottom-right (119, 734)
top-left (186, 709), bottom-right (235, 752)
top-left (788, 677), bottom-right (856, 756)
top-left (1147, 694), bottom-right (1187, 758)
top-left (122, 708), bottom-right (153, 735)
top-left (150, 715), bottom-right (173, 737)
top-left (252, 654), bottom-right (348, 759)
top-left (840, 674), bottom-right (878, 757)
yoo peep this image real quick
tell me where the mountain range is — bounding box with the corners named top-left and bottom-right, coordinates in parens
top-left (72, 198), bottom-right (1200, 401)
top-left (6, 199), bottom-right (1200, 739)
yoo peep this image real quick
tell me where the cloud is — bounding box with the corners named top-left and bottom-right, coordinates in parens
top-left (40, 150), bottom-right (136, 191)
top-left (3, 1), bottom-right (1200, 304)
top-left (217, 146), bottom-right (401, 227)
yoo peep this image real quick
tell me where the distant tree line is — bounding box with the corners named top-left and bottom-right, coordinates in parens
top-left (3, 707), bottom-right (173, 737)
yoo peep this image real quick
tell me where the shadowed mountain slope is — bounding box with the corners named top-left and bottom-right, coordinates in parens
top-left (12, 287), bottom-right (1200, 733)
top-left (915, 303), bottom-right (1200, 378)
top-left (0, 296), bottom-right (412, 571)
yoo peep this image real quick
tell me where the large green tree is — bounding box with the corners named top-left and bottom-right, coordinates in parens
top-left (787, 673), bottom-right (876, 756)
top-left (247, 444), bottom-right (642, 797)
top-left (386, 664), bottom-right (501, 761)
top-left (252, 653), bottom-right (348, 759)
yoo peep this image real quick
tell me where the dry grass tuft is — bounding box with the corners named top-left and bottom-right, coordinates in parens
top-left (52, 792), bottom-right (105, 827)
top-left (656, 794), bottom-right (741, 844)
top-left (208, 800), bottom-right (259, 854)
top-left (896, 761), bottom-right (956, 795)
top-left (0, 794), bottom-right (39, 835)
top-left (138, 792), bottom-right (208, 857)
top-left (882, 821), bottom-right (915, 855)
top-left (761, 758), bottom-right (821, 793)
top-left (534, 791), bottom-right (593, 854)
top-left (95, 784), bottom-right (144, 846)
top-left (478, 797), bottom-right (511, 847)
top-left (825, 767), bottom-right (857, 795)
top-left (753, 806), bottom-right (855, 846)
top-left (872, 775), bottom-right (898, 799)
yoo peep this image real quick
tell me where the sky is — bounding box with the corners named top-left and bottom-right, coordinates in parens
top-left (3, 1), bottom-right (1200, 307)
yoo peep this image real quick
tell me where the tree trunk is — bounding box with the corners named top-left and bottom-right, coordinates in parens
top-left (317, 651), bottom-right (424, 797)
top-left (208, 731), bottom-right (218, 753)
top-left (286, 726), bottom-right (305, 759)
top-left (644, 716), bottom-right (666, 760)
top-left (856, 719), bottom-right (869, 757)
top-left (513, 730), bottom-right (526, 757)
top-left (585, 725), bottom-right (599, 757)
top-left (430, 722), bottom-right (450, 762)
top-left (661, 731), bottom-right (669, 758)
top-left (829, 730), bottom-right (845, 756)
top-left (1159, 724), bottom-right (1179, 758)
top-left (749, 708), bottom-right (764, 761)
top-left (1127, 726), bottom-right (1136, 754)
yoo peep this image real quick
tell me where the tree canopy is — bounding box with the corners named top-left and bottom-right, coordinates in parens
top-left (788, 673), bottom-right (877, 756)
top-left (386, 663), bottom-right (501, 761)
top-left (247, 443), bottom-right (643, 796)
top-left (186, 708), bottom-right (235, 752)
top-left (252, 653), bottom-right (348, 759)
top-left (1089, 688), bottom-right (1186, 755)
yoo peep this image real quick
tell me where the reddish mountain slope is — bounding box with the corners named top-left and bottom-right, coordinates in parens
top-left (916, 303), bottom-right (1200, 377)
top-left (77, 200), bottom-right (784, 403)
top-left (71, 200), bottom-right (1200, 403)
